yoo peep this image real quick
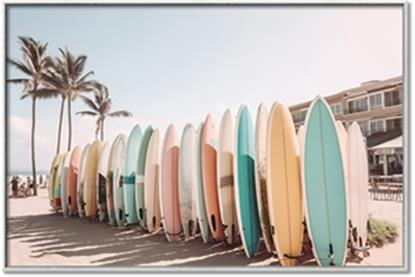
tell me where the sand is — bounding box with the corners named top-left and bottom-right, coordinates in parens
top-left (7, 188), bottom-right (403, 268)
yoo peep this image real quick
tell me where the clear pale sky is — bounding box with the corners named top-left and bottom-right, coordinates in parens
top-left (7, 5), bottom-right (403, 172)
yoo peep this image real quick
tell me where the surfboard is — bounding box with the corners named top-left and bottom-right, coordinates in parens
top-left (48, 154), bottom-right (62, 210)
top-left (179, 124), bottom-right (198, 240)
top-left (97, 142), bottom-right (110, 222)
top-left (202, 114), bottom-right (224, 241)
top-left (144, 128), bottom-right (162, 233)
top-left (84, 140), bottom-right (103, 218)
top-left (54, 152), bottom-right (67, 211)
top-left (136, 126), bottom-right (154, 229)
top-left (347, 122), bottom-right (369, 249)
top-left (68, 146), bottom-right (81, 216)
top-left (195, 122), bottom-right (212, 243)
top-left (234, 105), bottom-right (260, 258)
top-left (112, 134), bottom-right (127, 226)
top-left (217, 109), bottom-right (238, 245)
top-left (297, 125), bottom-right (305, 158)
top-left (336, 121), bottom-right (350, 222)
top-left (77, 145), bottom-right (90, 218)
top-left (160, 124), bottom-right (182, 241)
top-left (107, 135), bottom-right (124, 226)
top-left (124, 125), bottom-right (142, 225)
top-left (254, 103), bottom-right (273, 253)
top-left (60, 151), bottom-right (72, 216)
top-left (267, 101), bottom-right (304, 266)
top-left (302, 96), bottom-right (348, 266)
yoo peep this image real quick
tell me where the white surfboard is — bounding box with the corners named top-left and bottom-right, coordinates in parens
top-left (347, 122), bottom-right (369, 248)
top-left (179, 124), bottom-right (198, 240)
top-left (112, 134), bottom-right (127, 226)
top-left (336, 121), bottom-right (350, 220)
top-left (254, 103), bottom-right (273, 253)
top-left (194, 122), bottom-right (212, 243)
top-left (77, 145), bottom-right (90, 218)
top-left (60, 151), bottom-right (72, 217)
top-left (144, 129), bottom-right (162, 233)
top-left (217, 109), bottom-right (238, 245)
top-left (97, 142), bottom-right (111, 222)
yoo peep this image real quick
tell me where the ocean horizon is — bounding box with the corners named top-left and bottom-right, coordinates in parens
top-left (7, 170), bottom-right (48, 178)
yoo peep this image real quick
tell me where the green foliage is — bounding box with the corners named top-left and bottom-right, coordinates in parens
top-left (367, 214), bottom-right (398, 247)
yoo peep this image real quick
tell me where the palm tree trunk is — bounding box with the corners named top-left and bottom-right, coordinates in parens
top-left (31, 96), bottom-right (37, 196)
top-left (56, 97), bottom-right (65, 154)
top-left (67, 97), bottom-right (72, 151)
top-left (100, 118), bottom-right (105, 141)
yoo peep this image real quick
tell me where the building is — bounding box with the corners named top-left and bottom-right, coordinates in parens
top-left (289, 76), bottom-right (403, 176)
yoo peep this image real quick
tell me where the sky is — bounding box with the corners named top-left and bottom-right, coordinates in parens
top-left (6, 5), bottom-right (403, 172)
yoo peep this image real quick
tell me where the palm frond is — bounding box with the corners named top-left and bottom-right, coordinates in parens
top-left (76, 111), bottom-right (99, 117)
top-left (41, 70), bottom-right (64, 89)
top-left (77, 71), bottom-right (95, 86)
top-left (7, 58), bottom-right (33, 76)
top-left (7, 78), bottom-right (30, 84)
top-left (74, 55), bottom-right (87, 78)
top-left (79, 94), bottom-right (99, 112)
top-left (108, 110), bottom-right (133, 118)
top-left (31, 88), bottom-right (61, 99)
top-left (20, 92), bottom-right (31, 100)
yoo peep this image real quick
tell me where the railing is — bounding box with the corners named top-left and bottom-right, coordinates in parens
top-left (369, 175), bottom-right (403, 202)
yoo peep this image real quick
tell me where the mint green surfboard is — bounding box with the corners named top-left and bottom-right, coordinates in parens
top-left (123, 124), bottom-right (142, 224)
top-left (136, 126), bottom-right (153, 229)
top-left (234, 105), bottom-right (260, 258)
top-left (303, 96), bottom-right (348, 266)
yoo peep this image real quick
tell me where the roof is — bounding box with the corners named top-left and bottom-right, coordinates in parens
top-left (366, 130), bottom-right (402, 148)
top-left (369, 136), bottom-right (402, 155)
top-left (370, 136), bottom-right (402, 150)
top-left (289, 76), bottom-right (403, 111)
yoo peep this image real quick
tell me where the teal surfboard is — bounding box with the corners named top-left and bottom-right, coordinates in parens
top-left (136, 126), bottom-right (153, 229)
top-left (303, 96), bottom-right (348, 266)
top-left (234, 105), bottom-right (260, 258)
top-left (123, 124), bottom-right (142, 224)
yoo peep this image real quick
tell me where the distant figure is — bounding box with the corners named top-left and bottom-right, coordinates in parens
top-left (10, 176), bottom-right (19, 197)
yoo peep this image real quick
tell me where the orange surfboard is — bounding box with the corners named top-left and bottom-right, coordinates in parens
top-left (160, 124), bottom-right (182, 241)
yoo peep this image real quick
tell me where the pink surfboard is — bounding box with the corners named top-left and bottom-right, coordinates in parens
top-left (202, 114), bottom-right (224, 241)
top-left (160, 124), bottom-right (182, 241)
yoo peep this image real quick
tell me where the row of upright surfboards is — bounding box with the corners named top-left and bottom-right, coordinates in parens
top-left (47, 96), bottom-right (369, 267)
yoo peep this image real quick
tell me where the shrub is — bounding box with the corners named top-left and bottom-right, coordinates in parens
top-left (367, 214), bottom-right (398, 248)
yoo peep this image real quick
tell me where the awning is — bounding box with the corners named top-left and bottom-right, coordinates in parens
top-left (369, 136), bottom-right (402, 155)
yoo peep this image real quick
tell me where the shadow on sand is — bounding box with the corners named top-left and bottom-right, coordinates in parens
top-left (7, 213), bottom-right (277, 267)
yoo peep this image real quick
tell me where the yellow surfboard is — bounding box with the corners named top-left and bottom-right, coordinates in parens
top-left (266, 101), bottom-right (304, 266)
top-left (83, 140), bottom-right (103, 218)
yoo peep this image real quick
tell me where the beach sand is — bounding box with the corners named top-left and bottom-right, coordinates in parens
top-left (6, 188), bottom-right (403, 268)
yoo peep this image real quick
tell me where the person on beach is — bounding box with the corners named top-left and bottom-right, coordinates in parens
top-left (10, 176), bottom-right (19, 198)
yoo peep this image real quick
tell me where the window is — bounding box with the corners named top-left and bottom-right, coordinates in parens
top-left (292, 110), bottom-right (307, 123)
top-left (330, 103), bottom-right (342, 115)
top-left (370, 120), bottom-right (385, 134)
top-left (384, 90), bottom-right (401, 106)
top-left (348, 97), bottom-right (368, 113)
top-left (358, 121), bottom-right (370, 136)
top-left (370, 94), bottom-right (382, 108)
top-left (386, 118), bottom-right (402, 132)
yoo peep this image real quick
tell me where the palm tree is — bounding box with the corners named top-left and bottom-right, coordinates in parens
top-left (76, 83), bottom-right (133, 140)
top-left (43, 48), bottom-right (97, 151)
top-left (41, 58), bottom-right (67, 154)
top-left (7, 37), bottom-right (58, 196)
